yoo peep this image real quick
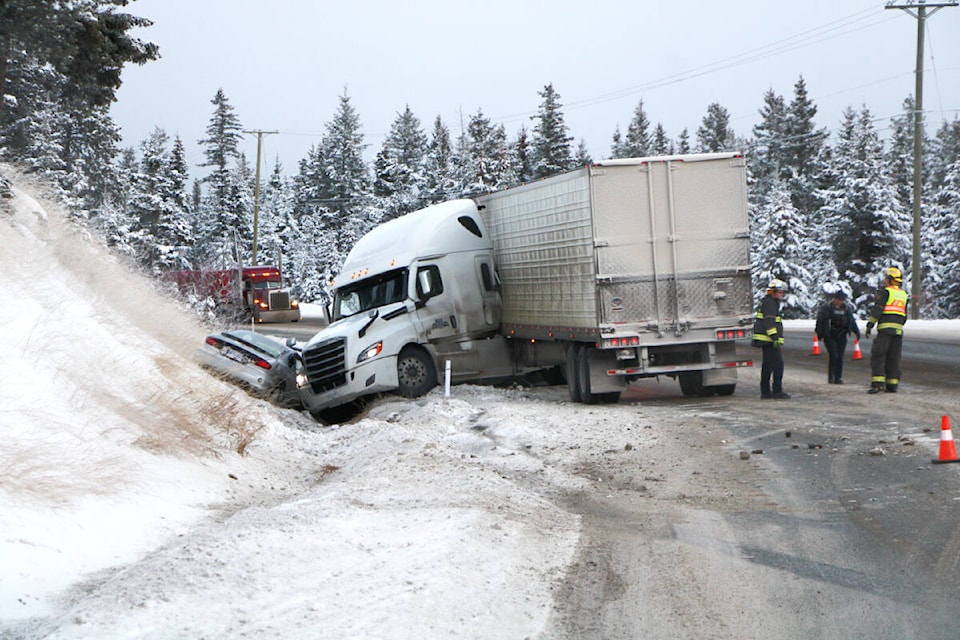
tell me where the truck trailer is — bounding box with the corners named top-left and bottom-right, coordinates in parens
top-left (298, 152), bottom-right (754, 419)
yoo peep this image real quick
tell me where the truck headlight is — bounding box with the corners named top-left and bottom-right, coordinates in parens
top-left (357, 341), bottom-right (383, 363)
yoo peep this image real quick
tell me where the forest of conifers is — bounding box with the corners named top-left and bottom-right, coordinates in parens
top-left (2, 2), bottom-right (959, 318)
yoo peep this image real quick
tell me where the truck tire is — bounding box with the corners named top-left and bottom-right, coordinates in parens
top-left (678, 371), bottom-right (706, 397)
top-left (566, 344), bottom-right (582, 402)
top-left (577, 345), bottom-right (620, 404)
top-left (397, 347), bottom-right (437, 398)
top-left (709, 384), bottom-right (736, 396)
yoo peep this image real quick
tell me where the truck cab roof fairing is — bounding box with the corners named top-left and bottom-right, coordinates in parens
top-left (334, 199), bottom-right (491, 289)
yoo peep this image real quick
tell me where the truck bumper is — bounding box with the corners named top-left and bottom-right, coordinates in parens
top-left (299, 354), bottom-right (399, 412)
top-left (255, 308), bottom-right (301, 323)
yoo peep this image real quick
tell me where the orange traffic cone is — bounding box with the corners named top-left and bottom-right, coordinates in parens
top-left (810, 334), bottom-right (822, 356)
top-left (852, 339), bottom-right (863, 360)
top-left (932, 415), bottom-right (960, 464)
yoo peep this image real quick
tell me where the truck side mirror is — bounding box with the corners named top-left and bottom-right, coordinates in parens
top-left (415, 265), bottom-right (443, 309)
top-left (418, 269), bottom-right (434, 299)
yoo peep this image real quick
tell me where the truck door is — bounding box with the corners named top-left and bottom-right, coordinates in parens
top-left (412, 263), bottom-right (459, 342)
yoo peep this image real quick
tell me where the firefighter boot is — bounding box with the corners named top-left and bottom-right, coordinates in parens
top-left (885, 383), bottom-right (898, 393)
top-left (867, 382), bottom-right (885, 394)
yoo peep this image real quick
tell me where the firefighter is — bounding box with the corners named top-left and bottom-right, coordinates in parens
top-left (752, 279), bottom-right (790, 399)
top-left (815, 290), bottom-right (860, 384)
top-left (865, 266), bottom-right (908, 393)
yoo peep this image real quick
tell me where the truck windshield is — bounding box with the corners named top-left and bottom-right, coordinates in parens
top-left (333, 268), bottom-right (409, 320)
top-left (249, 281), bottom-right (281, 290)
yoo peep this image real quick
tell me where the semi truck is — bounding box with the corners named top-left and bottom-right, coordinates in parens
top-left (298, 152), bottom-right (754, 419)
top-left (165, 265), bottom-right (301, 323)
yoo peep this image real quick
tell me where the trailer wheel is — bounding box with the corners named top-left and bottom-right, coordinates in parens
top-left (397, 347), bottom-right (437, 398)
top-left (678, 371), bottom-right (707, 397)
top-left (565, 344), bottom-right (582, 402)
top-left (709, 384), bottom-right (736, 396)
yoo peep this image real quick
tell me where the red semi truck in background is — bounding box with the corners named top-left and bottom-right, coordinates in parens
top-left (165, 265), bottom-right (301, 323)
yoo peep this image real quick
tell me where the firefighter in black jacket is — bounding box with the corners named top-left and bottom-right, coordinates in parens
top-left (752, 279), bottom-right (790, 399)
top-left (815, 290), bottom-right (860, 384)
top-left (865, 266), bottom-right (908, 393)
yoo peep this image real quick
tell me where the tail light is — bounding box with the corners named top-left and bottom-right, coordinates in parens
top-left (716, 328), bottom-right (748, 340)
top-left (205, 336), bottom-right (221, 347)
top-left (604, 336), bottom-right (640, 348)
top-left (253, 359), bottom-right (272, 370)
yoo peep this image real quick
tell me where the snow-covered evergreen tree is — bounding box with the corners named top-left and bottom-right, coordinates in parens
top-left (194, 89), bottom-right (246, 268)
top-left (572, 139), bottom-right (592, 167)
top-left (125, 127), bottom-right (192, 273)
top-left (455, 109), bottom-right (513, 195)
top-left (696, 103), bottom-right (735, 152)
top-left (511, 125), bottom-right (533, 184)
top-left (288, 90), bottom-right (373, 301)
top-left (751, 88), bottom-right (788, 190)
top-left (529, 83), bottom-right (574, 179)
top-left (374, 105), bottom-right (428, 221)
top-left (782, 77), bottom-right (829, 228)
top-left (422, 116), bottom-right (460, 204)
top-left (651, 124), bottom-right (672, 156)
top-left (816, 106), bottom-right (910, 307)
top-left (676, 128), bottom-right (691, 154)
top-left (612, 100), bottom-right (651, 158)
top-left (750, 178), bottom-right (816, 317)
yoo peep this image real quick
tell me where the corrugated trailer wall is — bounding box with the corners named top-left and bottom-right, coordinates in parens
top-left (477, 169), bottom-right (599, 333)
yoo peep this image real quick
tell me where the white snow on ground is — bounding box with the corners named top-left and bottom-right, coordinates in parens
top-left (2, 174), bottom-right (958, 639)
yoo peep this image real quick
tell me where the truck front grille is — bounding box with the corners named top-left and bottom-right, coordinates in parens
top-left (269, 290), bottom-right (291, 310)
top-left (302, 337), bottom-right (347, 393)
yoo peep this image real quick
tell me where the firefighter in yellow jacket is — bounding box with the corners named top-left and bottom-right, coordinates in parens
top-left (865, 266), bottom-right (908, 393)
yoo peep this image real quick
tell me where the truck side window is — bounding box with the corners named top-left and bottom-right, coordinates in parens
top-left (416, 265), bottom-right (443, 300)
top-left (458, 216), bottom-right (483, 238)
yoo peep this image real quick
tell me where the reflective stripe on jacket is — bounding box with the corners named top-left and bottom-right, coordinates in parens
top-left (752, 294), bottom-right (784, 345)
top-left (868, 286), bottom-right (908, 335)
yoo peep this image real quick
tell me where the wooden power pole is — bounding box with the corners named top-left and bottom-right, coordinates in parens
top-left (885, 1), bottom-right (957, 319)
top-left (243, 129), bottom-right (278, 265)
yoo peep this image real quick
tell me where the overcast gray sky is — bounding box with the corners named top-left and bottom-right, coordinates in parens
top-left (110, 0), bottom-right (960, 175)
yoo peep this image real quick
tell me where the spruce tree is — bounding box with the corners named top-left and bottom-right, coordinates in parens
top-left (455, 109), bottom-right (512, 195)
top-left (931, 158), bottom-right (960, 316)
top-left (422, 115), bottom-right (459, 204)
top-left (374, 105), bottom-right (428, 221)
top-left (751, 88), bottom-right (788, 190)
top-left (750, 178), bottom-right (815, 317)
top-left (195, 88), bottom-right (245, 267)
top-left (529, 83), bottom-right (574, 179)
top-left (511, 125), bottom-right (533, 184)
top-left (621, 99), bottom-right (652, 158)
top-left (651, 124), bottom-right (672, 156)
top-left (696, 103), bottom-right (735, 152)
top-left (816, 106), bottom-right (910, 305)
top-left (783, 77), bottom-right (828, 224)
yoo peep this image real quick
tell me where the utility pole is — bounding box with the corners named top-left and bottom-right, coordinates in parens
top-left (885, 1), bottom-right (957, 319)
top-left (243, 129), bottom-right (278, 265)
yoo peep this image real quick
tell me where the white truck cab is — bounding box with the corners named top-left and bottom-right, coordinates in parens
top-left (297, 199), bottom-right (508, 420)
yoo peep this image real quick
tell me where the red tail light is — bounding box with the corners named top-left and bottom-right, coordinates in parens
top-left (254, 359), bottom-right (272, 370)
top-left (205, 336), bottom-right (221, 346)
top-left (716, 329), bottom-right (747, 340)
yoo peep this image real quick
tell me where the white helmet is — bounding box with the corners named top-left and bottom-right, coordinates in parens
top-left (768, 278), bottom-right (787, 292)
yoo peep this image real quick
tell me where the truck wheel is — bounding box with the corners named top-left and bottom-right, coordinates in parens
top-left (565, 344), bottom-right (582, 402)
top-left (397, 347), bottom-right (437, 398)
top-left (678, 371), bottom-right (707, 397)
top-left (709, 384), bottom-right (736, 396)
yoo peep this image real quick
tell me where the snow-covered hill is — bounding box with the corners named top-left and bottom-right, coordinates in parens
top-left (0, 172), bottom-right (585, 638)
